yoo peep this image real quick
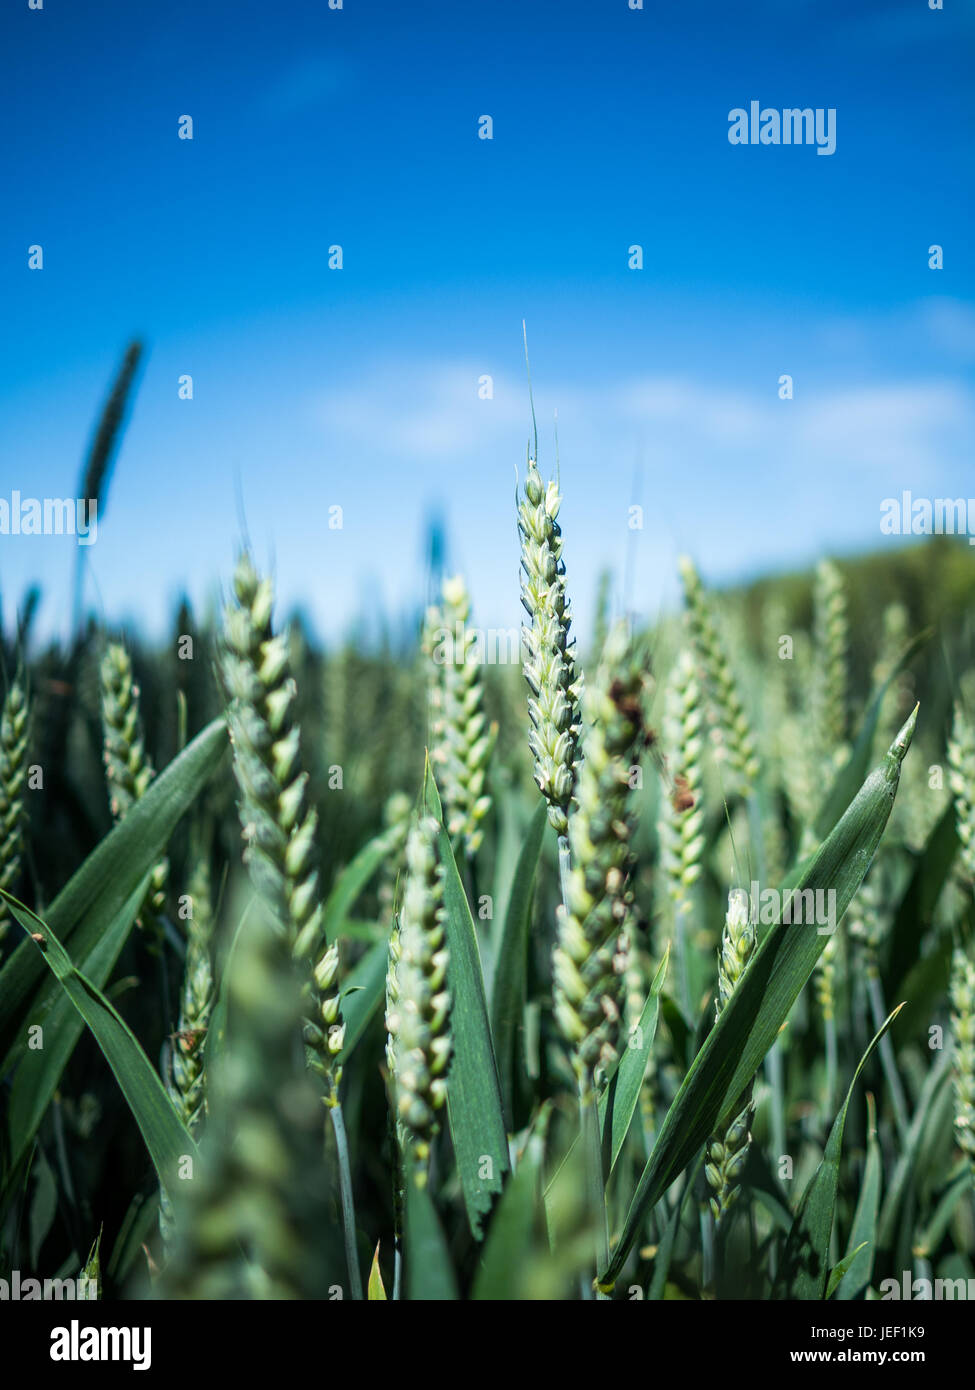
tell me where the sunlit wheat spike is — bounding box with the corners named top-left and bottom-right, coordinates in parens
top-left (422, 575), bottom-right (495, 856)
top-left (0, 672), bottom-right (30, 943)
top-left (553, 620), bottom-right (650, 1103)
top-left (384, 813), bottom-right (451, 1185)
top-left (99, 642), bottom-right (168, 943)
top-left (518, 455), bottom-right (582, 836)
top-left (219, 551), bottom-right (344, 1100)
top-left (950, 947), bottom-right (975, 1176)
top-left (705, 888), bottom-right (757, 1223)
top-left (678, 556), bottom-right (759, 797)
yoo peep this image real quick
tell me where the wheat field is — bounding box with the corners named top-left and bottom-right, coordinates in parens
top-left (1, 348), bottom-right (974, 1305)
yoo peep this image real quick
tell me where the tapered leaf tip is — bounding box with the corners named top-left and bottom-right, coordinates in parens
top-left (889, 702), bottom-right (919, 764)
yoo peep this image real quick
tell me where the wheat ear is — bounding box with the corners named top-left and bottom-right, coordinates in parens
top-left (219, 553), bottom-right (345, 1097)
top-left (950, 947), bottom-right (975, 1176)
top-left (0, 672), bottom-right (30, 945)
top-left (705, 889), bottom-right (756, 1222)
top-left (423, 575), bottom-right (494, 855)
top-left (99, 643), bottom-right (169, 943)
top-left (553, 620), bottom-right (649, 1102)
top-left (678, 557), bottom-right (759, 796)
top-left (160, 855), bottom-right (215, 1245)
top-left (384, 813), bottom-right (451, 1185)
top-left (518, 456), bottom-right (582, 837)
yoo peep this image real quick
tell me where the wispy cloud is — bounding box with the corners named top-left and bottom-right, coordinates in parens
top-left (310, 361), bottom-right (975, 483)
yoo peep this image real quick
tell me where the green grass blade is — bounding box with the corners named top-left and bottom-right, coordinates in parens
top-left (107, 1189), bottom-right (160, 1288)
top-left (423, 764), bottom-right (509, 1238)
top-left (3, 893), bottom-right (198, 1200)
top-left (321, 826), bottom-right (396, 946)
top-left (473, 1125), bottom-right (544, 1299)
top-left (368, 1243), bottom-right (388, 1300)
top-left (888, 802), bottom-right (958, 1000)
top-left (489, 798), bottom-right (547, 1128)
top-left (834, 1093), bottom-right (883, 1300)
top-left (0, 717), bottom-right (227, 1072)
top-left (877, 1049), bottom-right (952, 1252)
top-left (405, 1179), bottom-right (458, 1300)
top-left (600, 947), bottom-right (668, 1173)
top-left (338, 935), bottom-right (390, 1059)
top-left (648, 1151), bottom-right (705, 1300)
top-left (914, 1166), bottom-right (975, 1260)
top-left (826, 1243), bottom-right (869, 1299)
top-left (780, 1006), bottom-right (902, 1300)
top-left (2, 879), bottom-right (146, 1192)
top-left (599, 708), bottom-right (917, 1289)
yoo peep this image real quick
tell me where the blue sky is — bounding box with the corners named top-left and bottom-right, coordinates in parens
top-left (1, 0), bottom-right (973, 647)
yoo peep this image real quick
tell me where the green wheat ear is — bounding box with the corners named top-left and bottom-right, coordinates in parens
top-left (706, 889), bottom-right (757, 1223)
top-left (948, 699), bottom-right (975, 882)
top-left (678, 556), bottom-right (760, 797)
top-left (518, 455), bottom-right (582, 836)
top-left (811, 559), bottom-right (849, 764)
top-left (0, 672), bottom-right (30, 945)
top-left (950, 947), bottom-right (975, 1176)
top-left (423, 574), bottom-right (494, 856)
top-left (553, 620), bottom-right (650, 1103)
top-left (384, 813), bottom-right (451, 1186)
top-left (219, 551), bottom-right (344, 1100)
top-left (159, 853), bottom-right (215, 1247)
top-left (99, 642), bottom-right (168, 944)
top-left (657, 646), bottom-right (705, 956)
